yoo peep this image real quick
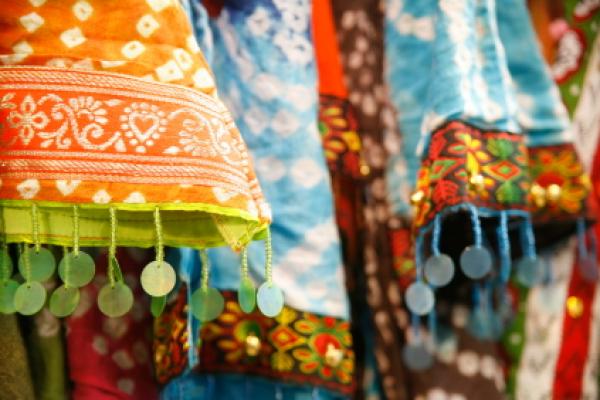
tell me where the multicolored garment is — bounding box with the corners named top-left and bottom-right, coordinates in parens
top-left (505, 2), bottom-right (600, 398)
top-left (156, 0), bottom-right (353, 397)
top-left (331, 0), bottom-right (410, 398)
top-left (0, 0), bottom-right (271, 322)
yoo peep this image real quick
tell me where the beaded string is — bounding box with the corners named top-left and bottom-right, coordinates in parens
top-left (498, 211), bottom-right (511, 283)
top-left (415, 233), bottom-right (425, 281)
top-left (31, 204), bottom-right (41, 253)
top-left (427, 308), bottom-right (437, 347)
top-left (200, 249), bottom-right (210, 292)
top-left (265, 228), bottom-right (273, 286)
top-left (21, 243), bottom-right (32, 286)
top-left (410, 312), bottom-right (420, 341)
top-left (72, 205), bottom-right (80, 257)
top-left (467, 204), bottom-right (482, 248)
top-left (62, 246), bottom-right (71, 288)
top-left (154, 207), bottom-right (164, 263)
top-left (431, 214), bottom-right (442, 256)
top-left (241, 246), bottom-right (249, 280)
top-left (521, 215), bottom-right (536, 259)
top-left (108, 207), bottom-right (117, 287)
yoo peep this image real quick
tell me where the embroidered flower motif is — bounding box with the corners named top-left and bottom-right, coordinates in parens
top-left (452, 132), bottom-right (491, 174)
top-left (69, 96), bottom-right (108, 125)
top-left (292, 315), bottom-right (353, 384)
top-left (119, 102), bottom-right (167, 153)
top-left (7, 94), bottom-right (49, 145)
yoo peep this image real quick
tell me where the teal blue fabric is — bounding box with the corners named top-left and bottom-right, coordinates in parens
top-left (160, 373), bottom-right (348, 400)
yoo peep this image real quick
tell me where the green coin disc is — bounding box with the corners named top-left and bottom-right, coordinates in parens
top-left (14, 281), bottom-right (46, 315)
top-left (257, 283), bottom-right (284, 317)
top-left (19, 247), bottom-right (56, 282)
top-left (150, 295), bottom-right (167, 317)
top-left (58, 251), bottom-right (95, 288)
top-left (140, 260), bottom-right (176, 297)
top-left (49, 285), bottom-right (80, 317)
top-left (238, 278), bottom-right (256, 313)
top-left (0, 250), bottom-right (14, 280)
top-left (0, 279), bottom-right (19, 314)
top-left (191, 287), bottom-right (224, 322)
top-left (97, 282), bottom-right (134, 318)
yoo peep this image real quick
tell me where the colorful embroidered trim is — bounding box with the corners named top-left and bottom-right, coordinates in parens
top-left (154, 288), bottom-right (355, 395)
top-left (412, 121), bottom-right (594, 232)
top-left (318, 94), bottom-right (364, 179)
top-left (529, 143), bottom-right (594, 223)
top-left (0, 66), bottom-right (270, 249)
top-left (413, 120), bottom-right (530, 229)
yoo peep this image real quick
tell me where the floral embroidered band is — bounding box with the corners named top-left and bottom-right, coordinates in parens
top-left (401, 120), bottom-right (594, 371)
top-left (0, 66), bottom-right (270, 249)
top-left (154, 289), bottom-right (355, 395)
top-left (0, 66), bottom-right (283, 322)
top-left (411, 121), bottom-right (593, 232)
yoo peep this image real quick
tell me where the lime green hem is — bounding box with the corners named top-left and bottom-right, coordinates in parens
top-left (1, 200), bottom-right (268, 251)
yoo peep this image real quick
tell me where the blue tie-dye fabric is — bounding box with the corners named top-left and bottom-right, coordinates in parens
top-left (205, 0), bottom-right (349, 319)
top-left (162, 1), bottom-right (351, 398)
top-left (384, 0), bottom-right (571, 216)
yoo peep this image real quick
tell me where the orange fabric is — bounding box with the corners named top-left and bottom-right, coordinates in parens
top-left (0, 66), bottom-right (267, 220)
top-left (313, 0), bottom-right (348, 98)
top-left (0, 0), bottom-right (215, 94)
top-left (0, 0), bottom-right (270, 223)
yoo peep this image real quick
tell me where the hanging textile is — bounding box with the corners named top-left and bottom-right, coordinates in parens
top-left (330, 0), bottom-right (410, 398)
top-left (0, 0), bottom-right (273, 325)
top-left (506, 2), bottom-right (600, 398)
top-left (155, 1), bottom-right (355, 397)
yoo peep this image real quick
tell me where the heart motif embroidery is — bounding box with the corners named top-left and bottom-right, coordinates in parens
top-left (17, 179), bottom-right (40, 199)
top-left (128, 112), bottom-right (159, 143)
top-left (56, 180), bottom-right (81, 196)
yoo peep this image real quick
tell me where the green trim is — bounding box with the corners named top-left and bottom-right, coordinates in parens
top-left (1, 200), bottom-right (268, 250)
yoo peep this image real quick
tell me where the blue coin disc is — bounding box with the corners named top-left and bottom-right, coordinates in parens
top-left (516, 256), bottom-right (545, 287)
top-left (424, 254), bottom-right (455, 287)
top-left (58, 251), bottom-right (96, 288)
top-left (402, 342), bottom-right (434, 371)
top-left (257, 283), bottom-right (284, 317)
top-left (579, 255), bottom-right (598, 283)
top-left (405, 281), bottom-right (435, 315)
top-left (459, 246), bottom-right (492, 279)
top-left (191, 287), bottom-right (225, 322)
top-left (0, 249), bottom-right (14, 281)
top-left (19, 247), bottom-right (56, 282)
top-left (467, 307), bottom-right (501, 340)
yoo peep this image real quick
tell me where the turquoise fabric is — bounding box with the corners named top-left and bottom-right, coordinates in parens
top-left (160, 373), bottom-right (348, 400)
top-left (384, 0), bottom-right (571, 216)
top-left (204, 0), bottom-right (349, 319)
